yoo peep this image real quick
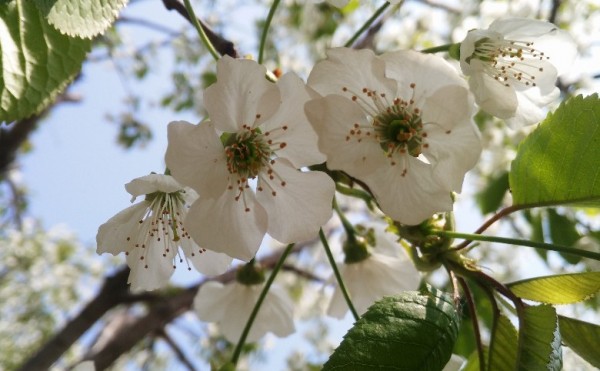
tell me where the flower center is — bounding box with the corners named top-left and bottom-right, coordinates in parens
top-left (466, 36), bottom-right (550, 88)
top-left (224, 125), bottom-right (273, 179)
top-left (374, 104), bottom-right (424, 158)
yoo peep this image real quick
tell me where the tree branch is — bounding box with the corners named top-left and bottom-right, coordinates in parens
top-left (18, 267), bottom-right (131, 371)
top-left (161, 0), bottom-right (238, 58)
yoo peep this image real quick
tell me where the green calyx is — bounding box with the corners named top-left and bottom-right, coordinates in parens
top-left (236, 261), bottom-right (266, 285)
top-left (343, 234), bottom-right (371, 264)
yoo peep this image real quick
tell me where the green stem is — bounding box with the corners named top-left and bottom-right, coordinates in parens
top-left (435, 230), bottom-right (600, 261)
top-left (182, 0), bottom-right (220, 61)
top-left (230, 243), bottom-right (295, 365)
top-left (420, 43), bottom-right (454, 53)
top-left (343, 2), bottom-right (391, 48)
top-left (319, 228), bottom-right (360, 321)
top-left (335, 184), bottom-right (373, 206)
top-left (453, 205), bottom-right (521, 251)
top-left (258, 0), bottom-right (281, 64)
top-left (332, 196), bottom-right (355, 237)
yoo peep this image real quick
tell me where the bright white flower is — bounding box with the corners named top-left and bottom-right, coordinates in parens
top-left (96, 174), bottom-right (232, 291)
top-left (166, 56), bottom-right (335, 261)
top-left (194, 280), bottom-right (295, 343)
top-left (305, 48), bottom-right (481, 225)
top-left (327, 228), bottom-right (421, 318)
top-left (460, 17), bottom-right (577, 126)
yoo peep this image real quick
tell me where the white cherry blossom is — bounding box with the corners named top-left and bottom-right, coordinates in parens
top-left (327, 226), bottom-right (421, 318)
top-left (166, 56), bottom-right (335, 261)
top-left (96, 174), bottom-right (232, 291)
top-left (305, 48), bottom-right (481, 225)
top-left (194, 280), bottom-right (295, 343)
top-left (460, 17), bottom-right (577, 126)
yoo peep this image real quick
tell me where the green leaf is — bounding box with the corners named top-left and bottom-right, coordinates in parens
top-left (476, 171), bottom-right (509, 214)
top-left (559, 315), bottom-right (600, 367)
top-left (323, 288), bottom-right (460, 371)
top-left (510, 94), bottom-right (600, 208)
top-left (517, 305), bottom-right (561, 371)
top-left (33, 0), bottom-right (128, 39)
top-left (488, 315), bottom-right (518, 371)
top-left (507, 272), bottom-right (600, 304)
top-left (0, 0), bottom-right (90, 123)
top-left (547, 209), bottom-right (582, 263)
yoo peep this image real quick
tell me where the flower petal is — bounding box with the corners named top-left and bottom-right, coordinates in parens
top-left (246, 285), bottom-right (295, 341)
top-left (366, 158), bottom-right (453, 224)
top-left (185, 190), bottom-right (267, 261)
top-left (96, 202), bottom-right (148, 256)
top-left (165, 120), bottom-right (229, 198)
top-left (307, 47), bottom-right (396, 101)
top-left (125, 240), bottom-right (176, 291)
top-left (180, 237), bottom-right (233, 276)
top-left (194, 281), bottom-right (233, 322)
top-left (305, 95), bottom-right (387, 176)
top-left (125, 174), bottom-right (183, 201)
top-left (204, 56), bottom-right (280, 133)
top-left (468, 69), bottom-right (518, 119)
top-left (257, 159), bottom-right (334, 244)
top-left (261, 72), bottom-right (326, 167)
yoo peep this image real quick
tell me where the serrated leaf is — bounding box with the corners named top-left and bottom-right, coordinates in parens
top-left (461, 347), bottom-right (488, 371)
top-left (507, 272), bottom-right (600, 304)
top-left (489, 315), bottom-right (518, 371)
top-left (559, 315), bottom-right (600, 367)
top-left (0, 0), bottom-right (90, 123)
top-left (510, 94), bottom-right (600, 208)
top-left (33, 0), bottom-right (127, 39)
top-left (323, 288), bottom-right (460, 371)
top-left (518, 305), bottom-right (561, 371)
top-left (476, 171), bottom-right (509, 214)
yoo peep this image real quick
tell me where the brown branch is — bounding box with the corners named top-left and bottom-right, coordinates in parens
top-left (548, 0), bottom-right (561, 24)
top-left (17, 267), bottom-right (131, 371)
top-left (161, 0), bottom-right (238, 58)
top-left (156, 327), bottom-right (197, 371)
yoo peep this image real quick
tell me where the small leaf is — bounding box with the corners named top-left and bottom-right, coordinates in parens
top-left (476, 171), bottom-right (509, 214)
top-left (323, 288), bottom-right (460, 371)
top-left (510, 94), bottom-right (600, 208)
top-left (488, 315), bottom-right (518, 371)
top-left (0, 0), bottom-right (90, 123)
top-left (33, 0), bottom-right (128, 39)
top-left (517, 305), bottom-right (561, 371)
top-left (507, 272), bottom-right (600, 304)
top-left (559, 315), bottom-right (600, 367)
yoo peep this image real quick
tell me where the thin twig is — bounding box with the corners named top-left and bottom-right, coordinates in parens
top-left (156, 328), bottom-right (197, 371)
top-left (457, 276), bottom-right (485, 371)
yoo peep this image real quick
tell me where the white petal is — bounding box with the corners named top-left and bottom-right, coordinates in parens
top-left (204, 56), bottom-right (280, 132)
top-left (261, 72), bottom-right (326, 167)
top-left (307, 47), bottom-right (396, 100)
top-left (366, 159), bottom-right (453, 224)
top-left (180, 237), bottom-right (233, 276)
top-left (490, 17), bottom-right (561, 39)
top-left (185, 190), bottom-right (267, 261)
top-left (125, 239), bottom-right (176, 291)
top-left (257, 159), bottom-right (334, 243)
top-left (165, 121), bottom-right (229, 198)
top-left (194, 281), bottom-right (233, 322)
top-left (422, 86), bottom-right (482, 191)
top-left (468, 70), bottom-right (518, 119)
top-left (245, 285), bottom-right (295, 341)
top-left (96, 202), bottom-right (148, 256)
top-left (381, 50), bottom-right (467, 105)
top-left (508, 87), bottom-right (559, 126)
top-left (442, 354), bottom-right (466, 371)
top-left (125, 174), bottom-right (183, 200)
top-left (305, 95), bottom-right (388, 176)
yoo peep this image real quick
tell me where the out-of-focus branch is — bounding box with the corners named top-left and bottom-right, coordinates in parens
top-left (549, 0), bottom-right (561, 24)
top-left (157, 329), bottom-right (197, 371)
top-left (161, 0), bottom-right (238, 58)
top-left (17, 267), bottom-right (131, 371)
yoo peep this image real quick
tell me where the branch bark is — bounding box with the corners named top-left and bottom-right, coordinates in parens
top-left (161, 0), bottom-right (238, 58)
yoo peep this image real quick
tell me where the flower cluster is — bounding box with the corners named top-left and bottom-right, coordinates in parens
top-left (95, 16), bottom-right (576, 346)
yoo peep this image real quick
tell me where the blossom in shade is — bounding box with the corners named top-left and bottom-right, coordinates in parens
top-left (305, 48), bottom-right (481, 225)
top-left (166, 56), bottom-right (335, 261)
top-left (193, 280), bottom-right (295, 342)
top-left (460, 17), bottom-right (577, 126)
top-left (96, 174), bottom-right (232, 291)
top-left (327, 226), bottom-right (421, 318)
